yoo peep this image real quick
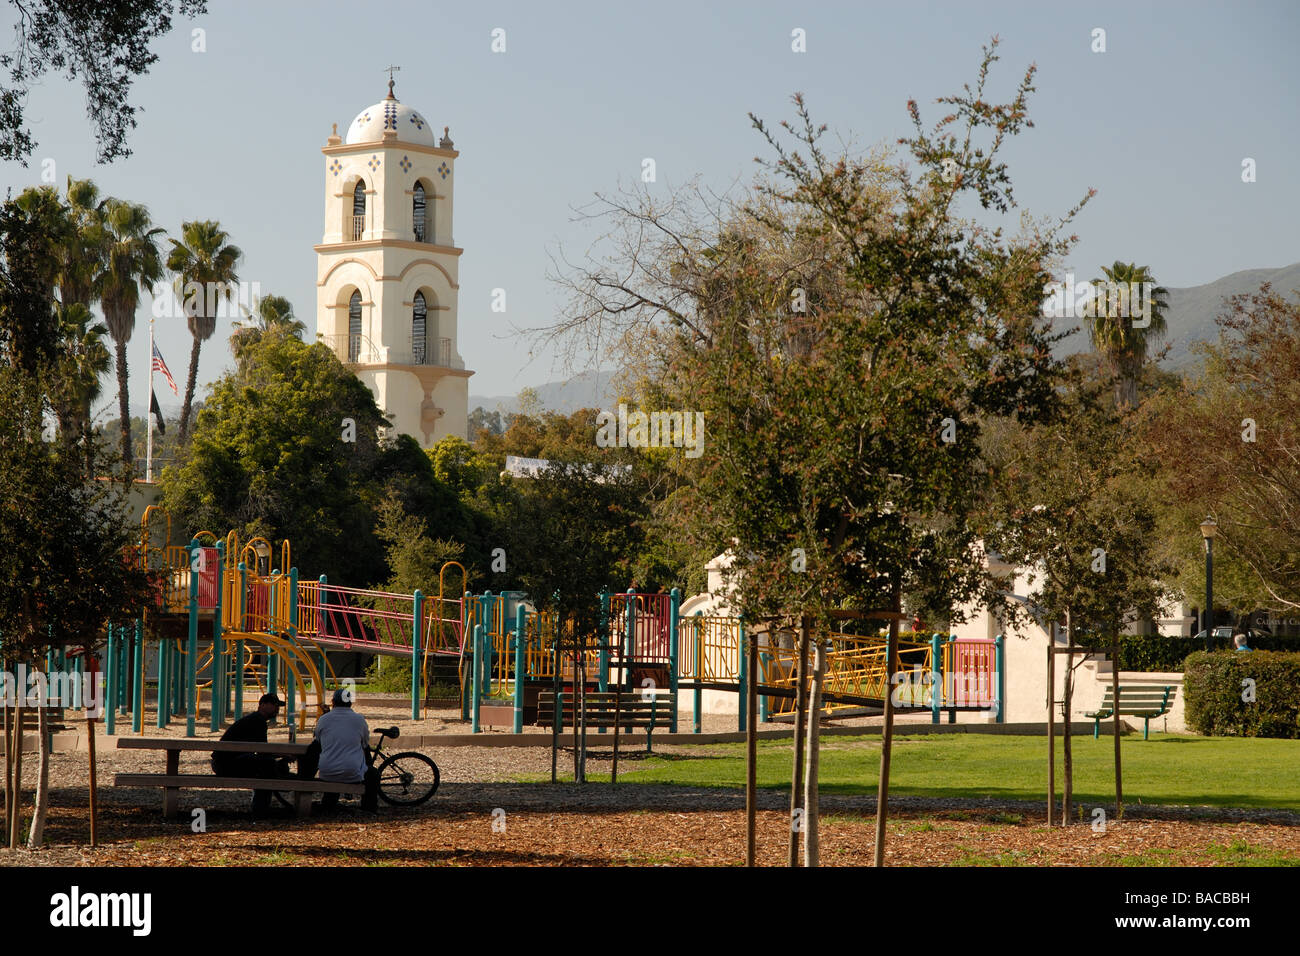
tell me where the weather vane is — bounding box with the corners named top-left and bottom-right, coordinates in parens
top-left (385, 65), bottom-right (400, 95)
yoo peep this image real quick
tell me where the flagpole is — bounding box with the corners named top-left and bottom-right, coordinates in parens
top-left (146, 317), bottom-right (154, 483)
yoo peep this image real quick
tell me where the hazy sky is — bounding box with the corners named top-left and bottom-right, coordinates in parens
top-left (2, 0), bottom-right (1297, 414)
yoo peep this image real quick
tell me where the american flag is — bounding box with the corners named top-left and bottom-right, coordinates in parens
top-left (152, 342), bottom-right (178, 395)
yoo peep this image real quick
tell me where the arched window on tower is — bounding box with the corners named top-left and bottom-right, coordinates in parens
top-left (413, 182), bottom-right (427, 243)
top-left (412, 292), bottom-right (428, 364)
top-left (348, 291), bottom-right (362, 362)
top-left (351, 181), bottom-right (366, 241)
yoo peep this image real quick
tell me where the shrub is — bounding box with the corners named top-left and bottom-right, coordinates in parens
top-left (1118, 634), bottom-right (1300, 672)
top-left (1183, 651), bottom-right (1300, 738)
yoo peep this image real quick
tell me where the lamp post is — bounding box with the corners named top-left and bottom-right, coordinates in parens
top-left (1200, 516), bottom-right (1218, 651)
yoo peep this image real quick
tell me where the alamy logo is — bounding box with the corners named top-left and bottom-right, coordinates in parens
top-left (1041, 273), bottom-right (1156, 328)
top-left (1, 665), bottom-right (103, 717)
top-left (595, 403), bottom-right (705, 459)
top-left (49, 886), bottom-right (151, 936)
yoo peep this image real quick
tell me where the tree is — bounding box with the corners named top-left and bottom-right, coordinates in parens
top-left (0, 0), bottom-right (207, 164)
top-left (0, 371), bottom-right (152, 848)
top-left (159, 328), bottom-right (454, 586)
top-left (230, 293), bottom-right (305, 367)
top-left (1, 188), bottom-right (66, 376)
top-left (99, 198), bottom-right (164, 471)
top-left (167, 220), bottom-right (242, 439)
top-left (1085, 261), bottom-right (1169, 409)
top-left (51, 302), bottom-right (111, 475)
top-left (547, 39), bottom-right (1090, 862)
top-left (1143, 284), bottom-right (1300, 613)
top-left (983, 373), bottom-right (1170, 821)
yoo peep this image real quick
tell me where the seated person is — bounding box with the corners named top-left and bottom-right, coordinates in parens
top-left (1233, 633), bottom-right (1254, 652)
top-left (211, 692), bottom-right (290, 814)
top-left (314, 688), bottom-right (379, 811)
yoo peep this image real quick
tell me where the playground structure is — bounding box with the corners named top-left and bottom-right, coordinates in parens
top-left (89, 507), bottom-right (1004, 740)
top-left (98, 506), bottom-right (469, 738)
top-left (461, 589), bottom-right (1007, 734)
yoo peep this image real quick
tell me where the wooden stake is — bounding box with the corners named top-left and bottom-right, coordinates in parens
top-left (1111, 635), bottom-right (1123, 818)
top-left (873, 587), bottom-right (901, 867)
top-left (803, 636), bottom-right (825, 867)
top-left (787, 617), bottom-right (809, 867)
top-left (9, 694), bottom-right (23, 849)
top-left (1063, 607), bottom-right (1073, 825)
top-left (1047, 623), bottom-right (1056, 827)
top-left (745, 628), bottom-right (757, 867)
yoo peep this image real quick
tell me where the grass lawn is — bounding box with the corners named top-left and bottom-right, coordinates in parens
top-left (580, 733), bottom-right (1300, 810)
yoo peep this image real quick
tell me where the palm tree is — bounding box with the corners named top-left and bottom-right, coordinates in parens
top-left (98, 199), bottom-right (165, 471)
top-left (167, 221), bottom-right (241, 438)
top-left (59, 176), bottom-right (107, 309)
top-left (230, 293), bottom-right (306, 367)
top-left (1086, 261), bottom-right (1169, 408)
top-left (52, 303), bottom-right (111, 475)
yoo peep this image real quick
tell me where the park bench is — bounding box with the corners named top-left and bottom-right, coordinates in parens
top-left (537, 690), bottom-right (676, 753)
top-left (113, 737), bottom-right (364, 818)
top-left (1084, 685), bottom-right (1176, 740)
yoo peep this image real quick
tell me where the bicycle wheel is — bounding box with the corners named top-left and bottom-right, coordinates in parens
top-left (376, 751), bottom-right (439, 806)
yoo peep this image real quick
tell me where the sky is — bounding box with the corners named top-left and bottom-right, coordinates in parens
top-left (1, 0), bottom-right (1297, 416)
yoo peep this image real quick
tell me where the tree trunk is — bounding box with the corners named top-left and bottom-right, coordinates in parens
top-left (803, 636), bottom-right (825, 867)
top-left (178, 334), bottom-right (203, 440)
top-left (8, 696), bottom-right (23, 848)
top-left (1063, 607), bottom-right (1074, 825)
top-left (787, 617), bottom-right (809, 867)
top-left (874, 587), bottom-right (901, 866)
top-left (2, 696), bottom-right (10, 839)
top-left (26, 705), bottom-right (49, 848)
top-left (87, 654), bottom-right (99, 847)
top-left (114, 338), bottom-right (132, 475)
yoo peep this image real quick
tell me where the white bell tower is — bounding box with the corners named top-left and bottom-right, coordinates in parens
top-left (316, 76), bottom-right (470, 447)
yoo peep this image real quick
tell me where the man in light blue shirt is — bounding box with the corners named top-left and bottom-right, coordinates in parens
top-left (315, 687), bottom-right (379, 811)
top-left (1233, 633), bottom-right (1254, 652)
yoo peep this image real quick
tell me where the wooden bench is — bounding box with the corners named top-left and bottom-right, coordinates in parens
top-left (537, 690), bottom-right (676, 753)
top-left (114, 737), bottom-right (364, 818)
top-left (1085, 685), bottom-right (1176, 740)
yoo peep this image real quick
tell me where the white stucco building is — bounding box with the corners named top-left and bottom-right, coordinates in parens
top-left (315, 80), bottom-right (471, 446)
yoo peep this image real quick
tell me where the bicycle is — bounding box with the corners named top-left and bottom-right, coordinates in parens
top-left (273, 726), bottom-right (439, 809)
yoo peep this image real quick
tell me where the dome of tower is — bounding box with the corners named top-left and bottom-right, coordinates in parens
top-left (344, 83), bottom-right (435, 147)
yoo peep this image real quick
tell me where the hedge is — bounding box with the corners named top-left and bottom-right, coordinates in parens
top-left (1183, 651), bottom-right (1300, 739)
top-left (1117, 634), bottom-right (1300, 672)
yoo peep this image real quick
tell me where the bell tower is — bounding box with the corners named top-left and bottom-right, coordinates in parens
top-left (315, 77), bottom-right (470, 447)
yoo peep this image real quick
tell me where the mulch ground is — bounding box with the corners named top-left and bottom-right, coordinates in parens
top-left (3, 696), bottom-right (1297, 866)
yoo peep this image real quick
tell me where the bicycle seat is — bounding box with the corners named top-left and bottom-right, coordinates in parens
top-left (377, 726), bottom-right (400, 739)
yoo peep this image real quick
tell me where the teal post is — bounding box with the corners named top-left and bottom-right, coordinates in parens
top-left (931, 632), bottom-right (942, 724)
top-left (156, 635), bottom-right (167, 729)
top-left (759, 649), bottom-right (770, 722)
top-left (173, 635), bottom-right (182, 717)
top-left (70, 651), bottom-right (81, 710)
top-left (267, 571), bottom-right (278, 701)
top-left (287, 567), bottom-right (299, 728)
top-left (235, 561), bottom-right (247, 718)
top-left (412, 589), bottom-right (423, 720)
top-left (669, 588), bottom-right (681, 732)
top-left (186, 541), bottom-right (199, 737)
top-left (461, 591), bottom-right (472, 721)
top-left (994, 633), bottom-right (1005, 724)
top-left (117, 625), bottom-right (128, 713)
top-left (597, 589), bottom-right (610, 693)
top-left (211, 541), bottom-right (225, 729)
top-left (692, 612), bottom-right (703, 734)
top-left (623, 588), bottom-right (636, 669)
top-left (512, 604), bottom-right (526, 733)
top-left (131, 619), bottom-right (143, 733)
top-left (737, 616), bottom-right (747, 733)
top-left (105, 624), bottom-right (116, 736)
top-left (471, 623), bottom-right (483, 733)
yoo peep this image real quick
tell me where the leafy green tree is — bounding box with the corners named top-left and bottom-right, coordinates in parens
top-left (167, 220), bottom-right (242, 439)
top-left (0, 0), bottom-right (207, 163)
top-left (160, 328), bottom-right (454, 586)
top-left (1085, 261), bottom-right (1169, 409)
top-left (51, 302), bottom-right (111, 475)
top-left (1143, 285), bottom-right (1300, 615)
top-left (1, 189), bottom-right (66, 376)
top-left (230, 293), bottom-right (305, 368)
top-left (99, 198), bottom-right (164, 470)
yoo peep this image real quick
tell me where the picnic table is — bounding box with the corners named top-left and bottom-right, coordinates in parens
top-left (113, 737), bottom-right (364, 818)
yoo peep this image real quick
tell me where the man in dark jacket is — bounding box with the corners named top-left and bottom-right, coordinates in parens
top-left (211, 692), bottom-right (290, 814)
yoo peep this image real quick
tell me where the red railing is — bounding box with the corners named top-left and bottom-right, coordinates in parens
top-left (312, 585), bottom-right (422, 657)
top-left (609, 592), bottom-right (672, 663)
top-left (943, 638), bottom-right (997, 707)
